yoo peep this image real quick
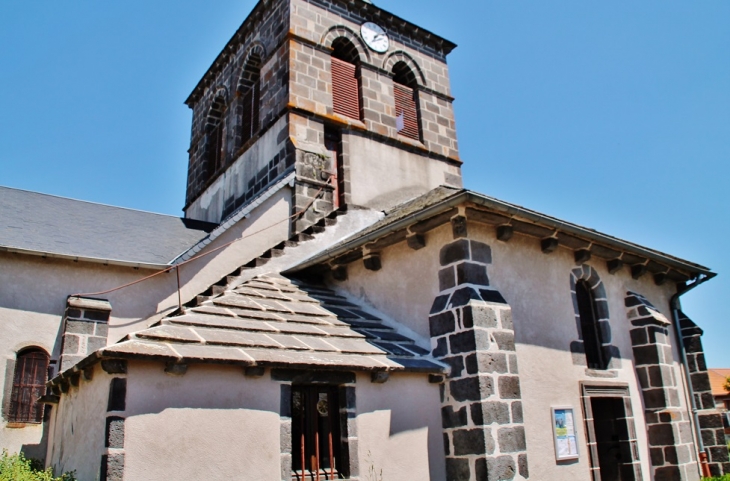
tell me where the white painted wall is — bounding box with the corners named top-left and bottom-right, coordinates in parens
top-left (123, 362), bottom-right (281, 481)
top-left (330, 219), bottom-right (694, 480)
top-left (47, 364), bottom-right (109, 480)
top-left (0, 189), bottom-right (292, 457)
top-left (47, 362), bottom-right (444, 480)
top-left (355, 372), bottom-right (446, 481)
top-left (346, 133), bottom-right (461, 211)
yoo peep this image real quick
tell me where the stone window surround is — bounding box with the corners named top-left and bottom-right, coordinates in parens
top-left (580, 382), bottom-right (643, 481)
top-left (569, 265), bottom-right (621, 372)
top-left (2, 346), bottom-right (50, 427)
top-left (275, 369), bottom-right (358, 481)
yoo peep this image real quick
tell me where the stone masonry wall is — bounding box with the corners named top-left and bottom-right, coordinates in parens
top-left (680, 312), bottom-right (730, 477)
top-left (59, 297), bottom-right (111, 372)
top-left (185, 0), bottom-right (291, 208)
top-left (430, 237), bottom-right (528, 481)
top-left (625, 292), bottom-right (699, 481)
top-left (290, 0), bottom-right (460, 161)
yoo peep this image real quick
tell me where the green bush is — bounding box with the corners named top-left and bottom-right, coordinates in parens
top-left (0, 450), bottom-right (76, 481)
top-left (702, 475), bottom-right (730, 481)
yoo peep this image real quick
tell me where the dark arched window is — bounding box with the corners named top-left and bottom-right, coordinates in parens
top-left (239, 54), bottom-right (262, 146)
top-left (576, 280), bottom-right (606, 370)
top-left (9, 348), bottom-right (49, 423)
top-left (392, 61), bottom-right (421, 141)
top-left (331, 38), bottom-right (361, 120)
top-left (204, 96), bottom-right (227, 179)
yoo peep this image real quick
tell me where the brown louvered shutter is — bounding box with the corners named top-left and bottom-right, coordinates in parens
top-left (394, 83), bottom-right (420, 141)
top-left (9, 350), bottom-right (49, 423)
top-left (331, 57), bottom-right (360, 120)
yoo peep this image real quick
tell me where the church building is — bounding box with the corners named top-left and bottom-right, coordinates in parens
top-left (1, 0), bottom-right (728, 480)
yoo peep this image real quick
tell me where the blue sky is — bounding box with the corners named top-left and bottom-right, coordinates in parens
top-left (1, 1), bottom-right (728, 365)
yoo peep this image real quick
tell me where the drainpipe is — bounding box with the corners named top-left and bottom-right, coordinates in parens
top-left (669, 272), bottom-right (717, 478)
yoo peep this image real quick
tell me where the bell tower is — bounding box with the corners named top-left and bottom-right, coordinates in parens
top-left (183, 0), bottom-right (461, 230)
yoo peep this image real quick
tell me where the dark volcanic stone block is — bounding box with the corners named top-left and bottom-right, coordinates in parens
top-left (442, 405), bottom-right (468, 429)
top-left (498, 376), bottom-right (521, 399)
top-left (450, 376), bottom-right (494, 402)
top-left (105, 416), bottom-right (125, 449)
top-left (453, 428), bottom-right (487, 455)
top-left (487, 456), bottom-right (516, 481)
top-left (450, 331), bottom-right (477, 354)
top-left (456, 262), bottom-right (489, 286)
top-left (445, 458), bottom-right (470, 481)
top-left (498, 426), bottom-right (526, 452)
top-left (470, 241), bottom-right (492, 264)
top-left (440, 239), bottom-right (470, 266)
top-left (430, 311), bottom-right (456, 337)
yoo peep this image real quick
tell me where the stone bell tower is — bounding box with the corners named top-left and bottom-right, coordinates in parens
top-left (182, 0), bottom-right (461, 231)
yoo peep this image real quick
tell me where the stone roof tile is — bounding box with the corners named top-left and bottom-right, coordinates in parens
top-left (98, 274), bottom-right (444, 374)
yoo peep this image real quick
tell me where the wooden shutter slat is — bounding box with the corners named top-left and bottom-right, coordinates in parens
top-left (394, 83), bottom-right (420, 141)
top-left (331, 57), bottom-right (360, 120)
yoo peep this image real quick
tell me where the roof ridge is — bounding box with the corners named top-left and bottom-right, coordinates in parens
top-left (0, 184), bottom-right (186, 220)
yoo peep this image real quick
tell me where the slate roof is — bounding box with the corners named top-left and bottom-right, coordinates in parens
top-left (95, 273), bottom-right (443, 373)
top-left (0, 186), bottom-right (215, 266)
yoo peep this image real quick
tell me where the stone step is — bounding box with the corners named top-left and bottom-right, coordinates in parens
top-left (244, 257), bottom-right (269, 268)
top-left (275, 240), bottom-right (299, 249)
top-left (293, 232), bottom-right (314, 242)
top-left (261, 248), bottom-right (284, 258)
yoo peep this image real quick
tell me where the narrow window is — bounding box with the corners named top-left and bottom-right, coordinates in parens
top-left (239, 54), bottom-right (261, 146)
top-left (292, 385), bottom-right (347, 480)
top-left (205, 97), bottom-right (227, 179)
top-left (392, 62), bottom-right (421, 141)
top-left (576, 280), bottom-right (606, 370)
top-left (9, 348), bottom-right (49, 423)
top-left (324, 127), bottom-right (344, 208)
top-left (331, 38), bottom-right (361, 120)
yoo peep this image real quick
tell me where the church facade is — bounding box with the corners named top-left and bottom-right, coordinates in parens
top-left (1, 0), bottom-right (728, 480)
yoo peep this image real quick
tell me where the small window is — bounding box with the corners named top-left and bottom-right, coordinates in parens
top-left (392, 62), bottom-right (421, 141)
top-left (239, 54), bottom-right (261, 145)
top-left (576, 280), bottom-right (606, 370)
top-left (331, 38), bottom-right (361, 121)
top-left (292, 385), bottom-right (347, 480)
top-left (324, 127), bottom-right (344, 208)
top-left (205, 96), bottom-right (227, 179)
top-left (9, 348), bottom-right (49, 424)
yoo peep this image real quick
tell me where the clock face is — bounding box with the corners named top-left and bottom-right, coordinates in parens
top-left (361, 22), bottom-right (389, 53)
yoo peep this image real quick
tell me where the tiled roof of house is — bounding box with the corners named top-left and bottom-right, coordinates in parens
top-left (0, 186), bottom-right (215, 266)
top-left (708, 369), bottom-right (730, 397)
top-left (94, 273), bottom-right (443, 374)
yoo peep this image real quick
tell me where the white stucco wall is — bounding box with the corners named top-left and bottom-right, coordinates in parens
top-left (346, 133), bottom-right (461, 211)
top-left (330, 219), bottom-right (693, 480)
top-left (47, 364), bottom-right (109, 480)
top-left (355, 372), bottom-right (446, 481)
top-left (0, 189), bottom-right (292, 457)
top-left (123, 362), bottom-right (281, 481)
top-left (47, 361), bottom-right (445, 481)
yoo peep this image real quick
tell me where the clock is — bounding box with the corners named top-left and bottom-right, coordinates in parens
top-left (361, 22), bottom-right (389, 53)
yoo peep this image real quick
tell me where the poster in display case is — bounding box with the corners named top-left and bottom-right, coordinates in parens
top-left (552, 406), bottom-right (579, 461)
